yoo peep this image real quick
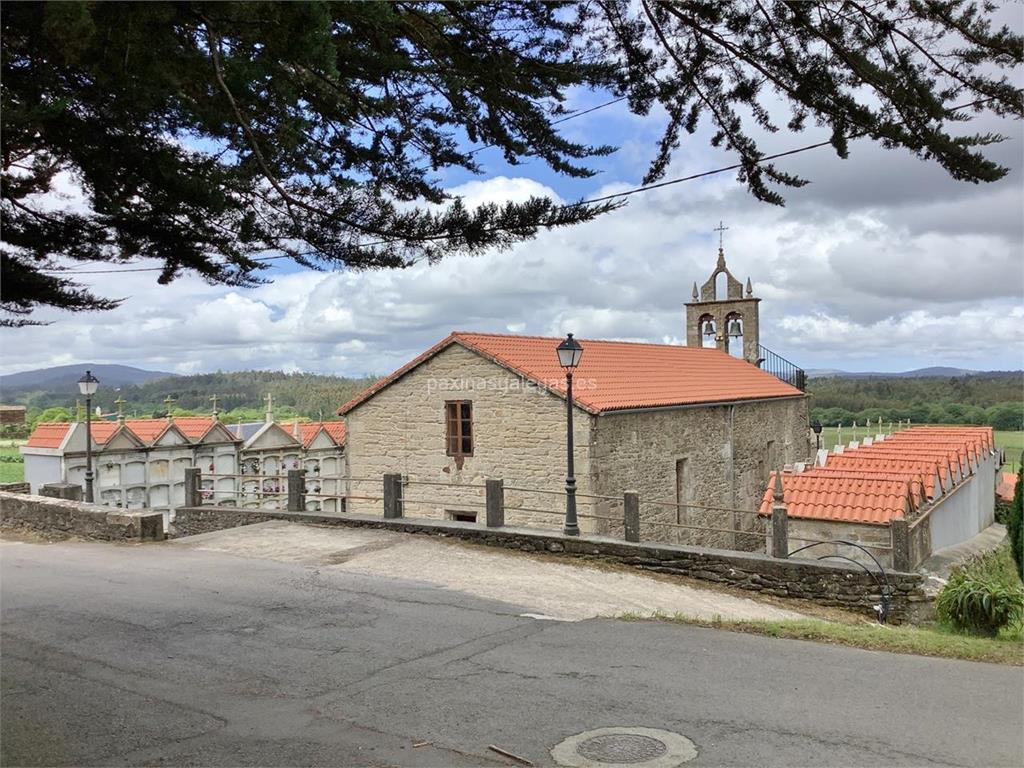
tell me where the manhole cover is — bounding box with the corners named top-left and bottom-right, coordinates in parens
top-left (577, 734), bottom-right (668, 763)
top-left (551, 727), bottom-right (697, 768)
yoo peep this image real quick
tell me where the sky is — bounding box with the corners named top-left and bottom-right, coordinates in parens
top-left (2, 42), bottom-right (1023, 379)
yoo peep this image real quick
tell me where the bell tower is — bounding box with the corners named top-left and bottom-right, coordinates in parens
top-left (685, 222), bottom-right (760, 363)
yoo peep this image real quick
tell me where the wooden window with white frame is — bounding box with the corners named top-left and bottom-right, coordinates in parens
top-left (445, 400), bottom-right (473, 457)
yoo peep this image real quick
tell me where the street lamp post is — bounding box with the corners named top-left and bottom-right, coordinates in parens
top-left (811, 420), bottom-right (823, 452)
top-left (556, 333), bottom-right (584, 537)
top-left (77, 370), bottom-right (99, 502)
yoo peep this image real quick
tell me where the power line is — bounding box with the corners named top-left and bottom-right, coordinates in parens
top-left (37, 136), bottom-right (836, 276)
top-left (37, 96), bottom-right (1008, 277)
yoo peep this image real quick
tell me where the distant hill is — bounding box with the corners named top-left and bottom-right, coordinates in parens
top-left (806, 367), bottom-right (1021, 379)
top-left (1, 364), bottom-right (176, 393)
top-left (2, 368), bottom-right (379, 422)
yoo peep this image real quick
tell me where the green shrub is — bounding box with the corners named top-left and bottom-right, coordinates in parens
top-left (937, 550), bottom-right (1024, 637)
top-left (1010, 463), bottom-right (1023, 580)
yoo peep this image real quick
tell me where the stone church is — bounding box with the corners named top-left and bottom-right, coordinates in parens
top-left (340, 246), bottom-right (812, 547)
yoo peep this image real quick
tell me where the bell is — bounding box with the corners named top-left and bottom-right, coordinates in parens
top-left (728, 319), bottom-right (743, 337)
top-left (701, 320), bottom-right (716, 335)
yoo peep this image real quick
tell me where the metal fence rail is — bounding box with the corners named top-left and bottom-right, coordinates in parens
top-left (182, 468), bottom-right (905, 562)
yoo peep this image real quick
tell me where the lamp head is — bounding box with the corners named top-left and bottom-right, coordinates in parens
top-left (556, 333), bottom-right (584, 369)
top-left (811, 420), bottom-right (823, 435)
top-left (77, 370), bottom-right (99, 396)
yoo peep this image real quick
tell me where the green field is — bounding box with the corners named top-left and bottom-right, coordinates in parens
top-left (815, 426), bottom-right (1023, 473)
top-left (0, 441), bottom-right (26, 484)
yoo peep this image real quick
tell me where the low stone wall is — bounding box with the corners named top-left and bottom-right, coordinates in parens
top-left (0, 491), bottom-right (164, 541)
top-left (172, 505), bottom-right (925, 622)
top-left (0, 482), bottom-right (30, 494)
top-left (171, 506), bottom-right (301, 538)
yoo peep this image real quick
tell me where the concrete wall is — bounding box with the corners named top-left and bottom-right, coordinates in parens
top-left (23, 452), bottom-right (62, 494)
top-left (784, 517), bottom-right (894, 569)
top-left (344, 344), bottom-right (597, 530)
top-left (923, 456), bottom-right (997, 553)
top-left (0, 491), bottom-right (164, 541)
top-left (592, 397), bottom-right (809, 548)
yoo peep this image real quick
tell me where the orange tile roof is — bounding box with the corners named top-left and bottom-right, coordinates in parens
top-left (803, 467), bottom-right (928, 507)
top-left (88, 422), bottom-right (120, 444)
top-left (339, 331), bottom-right (804, 415)
top-left (123, 419), bottom-right (172, 442)
top-left (759, 471), bottom-right (913, 525)
top-left (997, 471), bottom-right (1019, 503)
top-left (277, 421), bottom-right (347, 448)
top-left (25, 422), bottom-right (72, 449)
top-left (25, 416), bottom-right (228, 449)
top-left (824, 454), bottom-right (946, 498)
top-left (169, 417), bottom-right (218, 440)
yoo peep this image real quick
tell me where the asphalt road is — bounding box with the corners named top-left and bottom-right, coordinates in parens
top-left (2, 536), bottom-right (1022, 767)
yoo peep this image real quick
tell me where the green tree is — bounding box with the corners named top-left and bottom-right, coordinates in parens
top-left (33, 406), bottom-right (72, 425)
top-left (3, 1), bottom-right (1021, 324)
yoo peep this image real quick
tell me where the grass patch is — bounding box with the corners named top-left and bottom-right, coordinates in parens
top-left (616, 610), bottom-right (1024, 666)
top-left (996, 430), bottom-right (1023, 473)
top-left (0, 440), bottom-right (25, 484)
top-left (817, 427), bottom-right (1023, 473)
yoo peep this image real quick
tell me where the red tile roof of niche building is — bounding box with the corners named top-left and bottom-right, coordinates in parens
top-left (122, 419), bottom-right (173, 442)
top-left (823, 454), bottom-right (947, 498)
top-left (758, 471), bottom-right (914, 525)
top-left (800, 467), bottom-right (929, 507)
top-left (339, 332), bottom-right (805, 415)
top-left (25, 422), bottom-right (73, 448)
top-left (25, 417), bottom-right (230, 449)
top-left (997, 471), bottom-right (1019, 503)
top-left (278, 421), bottom-right (347, 448)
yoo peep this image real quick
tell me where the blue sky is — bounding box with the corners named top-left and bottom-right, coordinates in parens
top-left (2, 64), bottom-right (1023, 378)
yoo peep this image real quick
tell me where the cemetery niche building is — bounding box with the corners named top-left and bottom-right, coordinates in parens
top-left (21, 404), bottom-right (347, 526)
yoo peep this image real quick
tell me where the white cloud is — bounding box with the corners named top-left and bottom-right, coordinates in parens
top-left (3, 133), bottom-right (1022, 378)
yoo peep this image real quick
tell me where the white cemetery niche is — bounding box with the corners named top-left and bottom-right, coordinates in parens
top-left (67, 464), bottom-right (86, 486)
top-left (263, 455), bottom-right (280, 476)
top-left (283, 453), bottom-right (300, 472)
top-left (171, 482), bottom-right (185, 506)
top-left (149, 459), bottom-right (170, 482)
top-left (100, 488), bottom-right (122, 507)
top-left (241, 479), bottom-right (259, 501)
top-left (150, 484), bottom-right (170, 508)
top-left (99, 462), bottom-right (121, 488)
top-left (125, 461), bottom-right (146, 485)
top-left (214, 451), bottom-right (235, 475)
top-left (172, 457), bottom-right (192, 481)
top-left (216, 476), bottom-right (235, 502)
top-left (303, 458), bottom-right (321, 476)
top-left (196, 454), bottom-right (215, 473)
top-left (126, 486), bottom-right (146, 509)
top-left (321, 456), bottom-right (339, 476)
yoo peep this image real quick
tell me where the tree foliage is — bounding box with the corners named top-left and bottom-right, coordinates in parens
top-left (13, 370), bottom-right (376, 423)
top-left (808, 373), bottom-right (1024, 429)
top-left (2, 1), bottom-right (1021, 324)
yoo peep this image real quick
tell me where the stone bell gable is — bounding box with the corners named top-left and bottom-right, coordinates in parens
top-left (685, 241), bottom-right (761, 364)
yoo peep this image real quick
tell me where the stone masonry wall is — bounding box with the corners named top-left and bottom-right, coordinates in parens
top-left (0, 490), bottom-right (164, 541)
top-left (592, 398), bottom-right (809, 549)
top-left (344, 343), bottom-right (598, 531)
top-left (314, 512), bottom-right (925, 622)
top-left (168, 505), bottom-right (924, 621)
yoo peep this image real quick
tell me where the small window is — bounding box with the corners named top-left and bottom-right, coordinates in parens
top-left (445, 400), bottom-right (473, 457)
top-left (447, 510), bottom-right (477, 524)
